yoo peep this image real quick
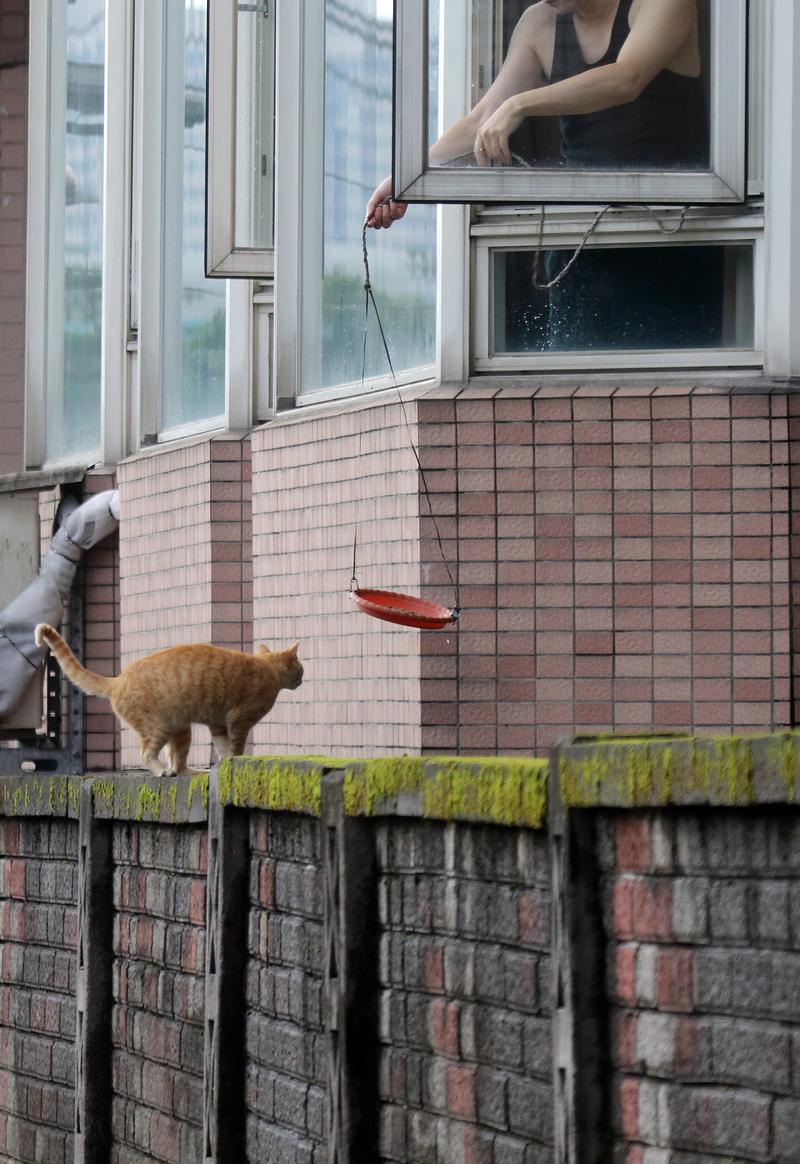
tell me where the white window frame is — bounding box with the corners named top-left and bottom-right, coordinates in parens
top-left (393, 0), bottom-right (748, 205)
top-left (763, 0), bottom-right (800, 379)
top-left (25, 0), bottom-right (261, 469)
top-left (471, 205), bottom-right (764, 373)
top-left (273, 0), bottom-right (437, 408)
top-left (206, 0), bottom-right (276, 278)
top-left (132, 0), bottom-right (256, 445)
top-left (26, 0), bottom-right (112, 470)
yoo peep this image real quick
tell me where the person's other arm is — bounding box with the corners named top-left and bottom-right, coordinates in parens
top-left (476, 0), bottom-right (696, 163)
top-left (366, 6), bottom-right (544, 227)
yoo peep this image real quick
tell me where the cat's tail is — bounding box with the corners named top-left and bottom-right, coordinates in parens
top-left (34, 624), bottom-right (115, 698)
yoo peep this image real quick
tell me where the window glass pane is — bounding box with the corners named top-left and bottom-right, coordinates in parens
top-left (161, 0), bottom-right (226, 431)
top-left (301, 0), bottom-right (437, 396)
top-left (47, 0), bottom-right (105, 461)
top-left (494, 243), bottom-right (754, 352)
top-left (430, 0), bottom-right (711, 172)
top-left (235, 5), bottom-right (275, 249)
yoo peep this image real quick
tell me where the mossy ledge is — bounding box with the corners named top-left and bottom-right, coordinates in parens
top-left (218, 757), bottom-right (338, 815)
top-left (559, 730), bottom-right (800, 809)
top-left (0, 776), bottom-right (81, 818)
top-left (342, 756), bottom-right (549, 829)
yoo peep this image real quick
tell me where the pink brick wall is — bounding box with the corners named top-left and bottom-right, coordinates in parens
top-left (248, 388), bottom-right (793, 760)
top-left (0, 4), bottom-right (28, 475)
top-left (250, 403), bottom-right (424, 756)
top-left (82, 473), bottom-right (120, 771)
top-left (36, 476), bottom-right (121, 771)
top-left (117, 437), bottom-right (251, 770)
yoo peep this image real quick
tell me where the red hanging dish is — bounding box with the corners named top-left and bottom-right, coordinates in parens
top-left (350, 587), bottom-right (460, 630)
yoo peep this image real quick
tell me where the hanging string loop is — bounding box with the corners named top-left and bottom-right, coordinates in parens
top-left (357, 208), bottom-right (461, 619)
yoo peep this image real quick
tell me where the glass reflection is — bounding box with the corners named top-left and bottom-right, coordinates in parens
top-left (162, 0), bottom-right (226, 430)
top-left (48, 0), bottom-right (105, 460)
top-left (494, 243), bottom-right (753, 352)
top-left (304, 0), bottom-right (436, 395)
top-left (430, 0), bottom-right (711, 172)
top-left (235, 4), bottom-right (275, 249)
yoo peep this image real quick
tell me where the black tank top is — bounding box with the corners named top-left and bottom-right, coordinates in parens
top-left (551, 0), bottom-right (708, 168)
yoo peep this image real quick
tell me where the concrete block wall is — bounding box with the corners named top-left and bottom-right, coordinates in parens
top-left (376, 819), bottom-right (552, 1163)
top-left (111, 822), bottom-right (207, 1163)
top-left (0, 0), bottom-right (28, 477)
top-left (0, 816), bottom-right (78, 1163)
top-left (2, 741), bottom-right (799, 1163)
top-left (601, 809), bottom-right (800, 1164)
top-left (245, 812), bottom-right (325, 1161)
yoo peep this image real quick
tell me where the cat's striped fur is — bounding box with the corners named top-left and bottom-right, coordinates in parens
top-left (35, 624), bottom-right (302, 776)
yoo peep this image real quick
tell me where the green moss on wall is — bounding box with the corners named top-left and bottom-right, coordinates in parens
top-left (218, 758), bottom-right (323, 815)
top-left (343, 755), bottom-right (548, 828)
top-left (91, 780), bottom-right (115, 813)
top-left (559, 733), bottom-right (758, 809)
top-left (135, 784), bottom-right (161, 821)
top-left (188, 773), bottom-right (209, 812)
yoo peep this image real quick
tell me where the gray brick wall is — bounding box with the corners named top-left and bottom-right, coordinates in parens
top-left (0, 818), bottom-right (78, 1164)
top-left (375, 819), bottom-right (553, 1164)
top-left (601, 809), bottom-right (800, 1164)
top-left (2, 753), bottom-right (800, 1163)
top-left (110, 824), bottom-right (207, 1164)
top-left (245, 812), bottom-right (325, 1163)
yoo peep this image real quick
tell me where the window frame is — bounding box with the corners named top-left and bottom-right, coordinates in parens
top-left (471, 204), bottom-right (765, 372)
top-left (132, 0), bottom-right (255, 444)
top-left (26, 0), bottom-right (109, 471)
top-left (393, 0), bottom-right (749, 206)
top-left (205, 0), bottom-right (276, 279)
top-left (24, 0), bottom-right (259, 471)
top-left (273, 0), bottom-right (437, 409)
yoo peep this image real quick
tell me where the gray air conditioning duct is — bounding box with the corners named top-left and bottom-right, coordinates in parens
top-left (0, 489), bottom-right (120, 720)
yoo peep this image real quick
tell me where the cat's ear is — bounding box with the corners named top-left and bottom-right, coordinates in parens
top-left (256, 644), bottom-right (271, 655)
top-left (284, 641), bottom-right (300, 659)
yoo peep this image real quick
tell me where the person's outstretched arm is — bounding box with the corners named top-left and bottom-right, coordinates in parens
top-left (366, 5), bottom-right (544, 227)
top-left (476, 0), bottom-right (697, 162)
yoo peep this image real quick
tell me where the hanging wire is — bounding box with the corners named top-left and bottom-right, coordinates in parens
top-left (356, 211), bottom-right (461, 616)
top-left (355, 187), bottom-right (692, 607)
top-left (531, 201), bottom-right (690, 287)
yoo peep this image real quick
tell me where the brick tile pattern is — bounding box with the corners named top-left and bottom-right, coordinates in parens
top-left (117, 438), bottom-right (252, 770)
top-left (601, 809), bottom-right (800, 1164)
top-left (245, 812), bottom-right (325, 1162)
top-left (110, 823), bottom-right (207, 1164)
top-left (83, 473), bottom-right (121, 771)
top-left (417, 391), bottom-right (792, 756)
top-left (0, 3), bottom-right (28, 476)
top-left (375, 819), bottom-right (553, 1163)
top-left (0, 819), bottom-right (78, 1163)
top-left (251, 406), bottom-right (424, 756)
top-left (248, 391), bottom-right (792, 758)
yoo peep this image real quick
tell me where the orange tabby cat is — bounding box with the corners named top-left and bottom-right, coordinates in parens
top-left (34, 624), bottom-right (303, 777)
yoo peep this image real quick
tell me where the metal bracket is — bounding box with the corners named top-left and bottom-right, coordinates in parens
top-left (0, 562), bottom-right (85, 775)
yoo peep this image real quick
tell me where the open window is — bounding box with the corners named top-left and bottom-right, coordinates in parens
top-left (394, 0), bottom-right (748, 205)
top-left (206, 0), bottom-right (277, 277)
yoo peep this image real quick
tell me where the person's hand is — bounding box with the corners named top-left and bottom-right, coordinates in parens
top-left (474, 96), bottom-right (524, 165)
top-left (365, 175), bottom-right (408, 229)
